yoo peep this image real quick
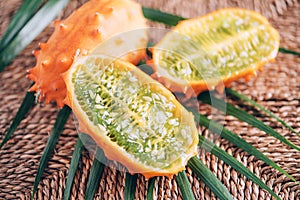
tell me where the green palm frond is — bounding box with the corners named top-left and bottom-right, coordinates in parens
top-left (176, 171), bottom-right (195, 200)
top-left (32, 106), bottom-right (71, 198)
top-left (279, 47), bottom-right (300, 57)
top-left (125, 173), bottom-right (138, 200)
top-left (0, 1), bottom-right (299, 200)
top-left (198, 92), bottom-right (300, 151)
top-left (142, 7), bottom-right (185, 26)
top-left (188, 157), bottom-right (233, 200)
top-left (0, 0), bottom-right (70, 71)
top-left (146, 178), bottom-right (155, 200)
top-left (0, 87), bottom-right (35, 149)
top-left (63, 136), bottom-right (85, 200)
top-left (225, 88), bottom-right (300, 136)
top-left (0, 0), bottom-right (43, 52)
top-left (84, 147), bottom-right (106, 200)
top-left (198, 134), bottom-right (281, 200)
top-left (196, 113), bottom-right (296, 182)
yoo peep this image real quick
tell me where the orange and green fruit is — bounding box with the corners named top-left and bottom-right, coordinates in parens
top-left (150, 8), bottom-right (279, 97)
top-left (63, 55), bottom-right (199, 178)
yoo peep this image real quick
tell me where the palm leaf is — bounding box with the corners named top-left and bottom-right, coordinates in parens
top-left (124, 173), bottom-right (138, 200)
top-left (198, 134), bottom-right (281, 200)
top-left (63, 135), bottom-right (85, 200)
top-left (188, 156), bottom-right (233, 200)
top-left (176, 171), bottom-right (195, 200)
top-left (225, 88), bottom-right (299, 137)
top-left (198, 92), bottom-right (300, 152)
top-left (0, 0), bottom-right (71, 72)
top-left (195, 112), bottom-right (296, 182)
top-left (85, 147), bottom-right (106, 200)
top-left (146, 178), bottom-right (155, 200)
top-left (0, 0), bottom-right (43, 52)
top-left (0, 89), bottom-right (35, 149)
top-left (279, 47), bottom-right (300, 57)
top-left (32, 106), bottom-right (71, 198)
top-left (142, 7), bottom-right (185, 26)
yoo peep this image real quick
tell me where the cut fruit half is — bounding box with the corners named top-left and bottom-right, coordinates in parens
top-left (63, 55), bottom-right (198, 178)
top-left (150, 8), bottom-right (280, 97)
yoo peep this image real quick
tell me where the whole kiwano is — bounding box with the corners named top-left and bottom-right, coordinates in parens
top-left (27, 0), bottom-right (148, 107)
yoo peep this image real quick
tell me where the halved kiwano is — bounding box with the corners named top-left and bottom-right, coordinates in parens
top-left (63, 55), bottom-right (198, 178)
top-left (150, 8), bottom-right (280, 97)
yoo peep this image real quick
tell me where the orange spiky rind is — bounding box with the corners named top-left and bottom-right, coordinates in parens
top-left (63, 55), bottom-right (199, 179)
top-left (150, 8), bottom-right (280, 96)
top-left (28, 0), bottom-right (148, 107)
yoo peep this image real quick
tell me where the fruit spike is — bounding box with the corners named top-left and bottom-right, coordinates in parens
top-left (32, 50), bottom-right (39, 57)
top-left (28, 0), bottom-right (148, 108)
top-left (39, 42), bottom-right (47, 50)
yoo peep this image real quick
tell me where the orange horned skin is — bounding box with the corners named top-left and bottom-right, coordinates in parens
top-left (27, 0), bottom-right (147, 107)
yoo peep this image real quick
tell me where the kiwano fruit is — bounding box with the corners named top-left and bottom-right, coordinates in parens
top-left (27, 0), bottom-right (147, 107)
top-left (149, 8), bottom-right (279, 97)
top-left (63, 55), bottom-right (199, 178)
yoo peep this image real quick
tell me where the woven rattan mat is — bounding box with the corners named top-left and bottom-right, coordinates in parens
top-left (0, 0), bottom-right (299, 199)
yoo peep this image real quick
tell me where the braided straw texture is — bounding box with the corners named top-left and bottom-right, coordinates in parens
top-left (0, 0), bottom-right (299, 199)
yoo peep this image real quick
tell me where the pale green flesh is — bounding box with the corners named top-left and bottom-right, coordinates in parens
top-left (156, 11), bottom-right (278, 82)
top-left (72, 57), bottom-right (194, 168)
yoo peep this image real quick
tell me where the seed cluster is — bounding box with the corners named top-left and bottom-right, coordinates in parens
top-left (73, 57), bottom-right (195, 168)
top-left (156, 10), bottom-right (278, 81)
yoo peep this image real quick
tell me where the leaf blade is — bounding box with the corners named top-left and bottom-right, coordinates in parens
top-left (124, 173), bottom-right (138, 200)
top-left (195, 112), bottom-right (296, 182)
top-left (0, 89), bottom-right (35, 149)
top-left (32, 106), bottom-right (71, 198)
top-left (0, 0), bottom-right (43, 52)
top-left (0, 0), bottom-right (71, 71)
top-left (279, 47), bottom-right (300, 57)
top-left (187, 156), bottom-right (233, 200)
top-left (142, 7), bottom-right (185, 26)
top-left (146, 178), bottom-right (155, 200)
top-left (63, 135), bottom-right (85, 200)
top-left (198, 92), bottom-right (300, 152)
top-left (176, 171), bottom-right (195, 200)
top-left (198, 134), bottom-right (280, 200)
top-left (225, 88), bottom-right (299, 137)
top-left (85, 147), bottom-right (106, 200)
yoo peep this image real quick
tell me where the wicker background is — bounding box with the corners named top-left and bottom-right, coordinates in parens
top-left (0, 0), bottom-right (299, 199)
